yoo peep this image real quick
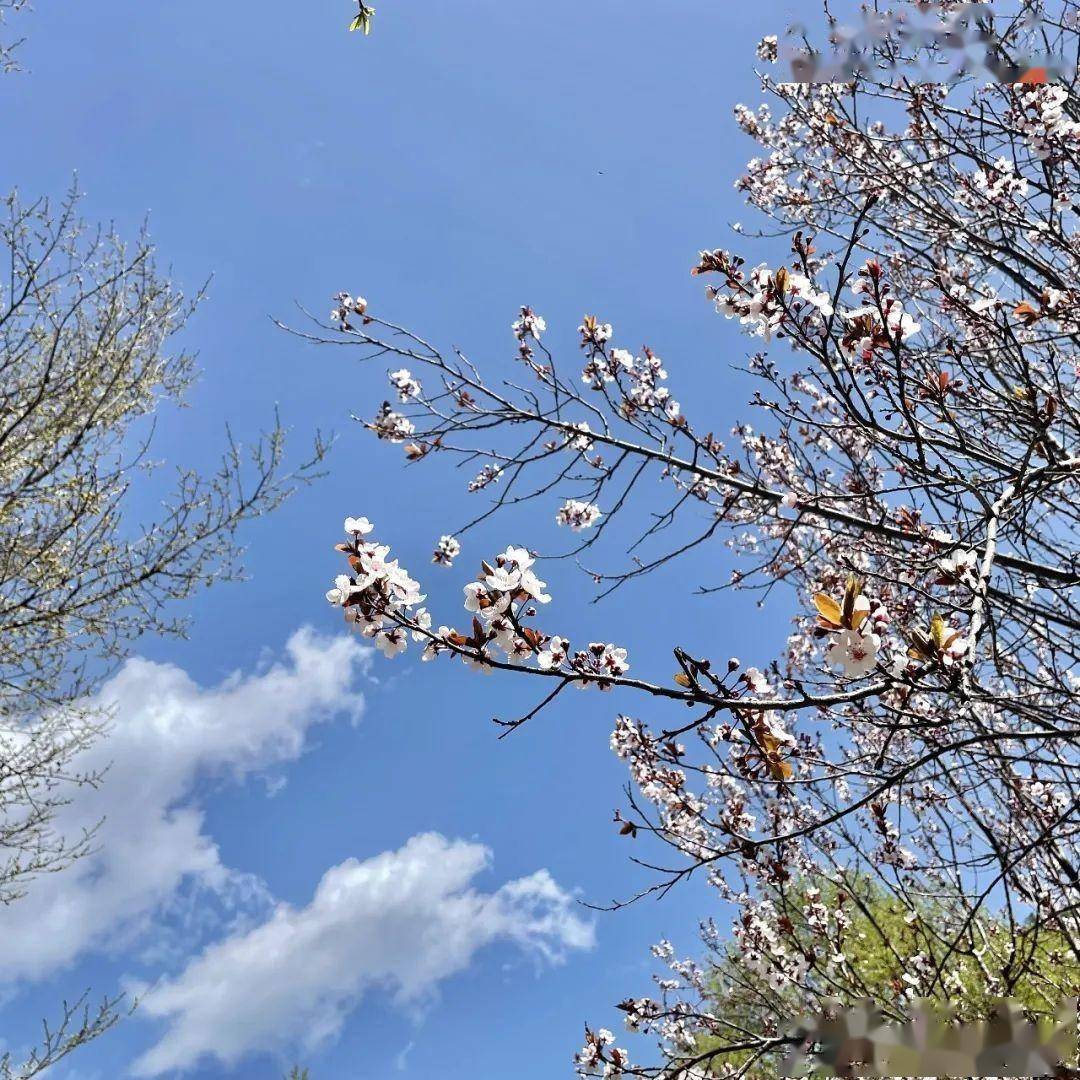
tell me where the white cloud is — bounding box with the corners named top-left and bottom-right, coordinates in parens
top-left (132, 833), bottom-right (595, 1077)
top-left (0, 628), bottom-right (371, 982)
top-left (0, 629), bottom-right (592, 1076)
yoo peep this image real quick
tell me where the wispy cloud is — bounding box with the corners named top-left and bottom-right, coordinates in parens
top-left (394, 1039), bottom-right (415, 1072)
top-left (0, 628), bottom-right (371, 983)
top-left (132, 833), bottom-right (595, 1076)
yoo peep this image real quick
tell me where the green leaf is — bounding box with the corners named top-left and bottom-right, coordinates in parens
top-left (348, 7), bottom-right (374, 33)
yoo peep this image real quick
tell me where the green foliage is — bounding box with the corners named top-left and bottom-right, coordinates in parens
top-left (285, 1069), bottom-right (310, 1080)
top-left (693, 876), bottom-right (1079, 1078)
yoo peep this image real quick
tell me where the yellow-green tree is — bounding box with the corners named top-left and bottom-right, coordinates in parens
top-left (687, 877), bottom-right (1079, 1077)
top-left (0, 188), bottom-right (323, 1078)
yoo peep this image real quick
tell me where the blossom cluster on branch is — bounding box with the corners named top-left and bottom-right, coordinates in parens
top-left (327, 522), bottom-right (630, 692)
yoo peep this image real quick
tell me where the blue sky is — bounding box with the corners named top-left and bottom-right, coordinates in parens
top-left (1, 2), bottom-right (803, 1076)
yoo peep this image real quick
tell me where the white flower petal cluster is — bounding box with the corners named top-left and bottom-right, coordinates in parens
top-left (973, 156), bottom-right (1029, 202)
top-left (577, 335), bottom-right (681, 421)
top-left (326, 518), bottom-right (426, 659)
top-left (1011, 84), bottom-right (1080, 159)
top-left (565, 421), bottom-right (595, 452)
top-left (938, 547), bottom-right (979, 586)
top-left (467, 464), bottom-right (502, 492)
top-left (714, 262), bottom-right (833, 341)
top-left (388, 367), bottom-right (421, 402)
top-left (468, 545), bottom-right (551, 613)
top-left (556, 499), bottom-right (602, 531)
top-left (412, 548), bottom-right (628, 684)
top-left (734, 899), bottom-right (811, 991)
top-left (432, 533), bottom-right (461, 567)
top-left (570, 642), bottom-right (630, 688)
top-left (330, 291), bottom-right (368, 327)
top-left (611, 716), bottom-right (710, 860)
top-left (512, 305), bottom-right (547, 342)
top-left (826, 628), bottom-right (880, 678)
top-left (536, 635), bottom-right (568, 671)
top-left (834, 262), bottom-right (923, 360)
top-left (578, 315), bottom-right (613, 351)
top-left (367, 402), bottom-right (415, 443)
top-left (743, 666), bottom-right (773, 695)
top-left (575, 1026), bottom-right (630, 1078)
top-left (884, 302), bottom-right (921, 343)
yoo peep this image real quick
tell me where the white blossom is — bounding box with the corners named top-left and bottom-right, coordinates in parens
top-left (938, 547), bottom-right (979, 586)
top-left (344, 516), bottom-right (375, 537)
top-left (368, 402), bottom-right (415, 443)
top-left (826, 628), bottom-right (880, 678)
top-left (433, 534), bottom-right (461, 567)
top-left (556, 499), bottom-right (602, 531)
top-left (512, 306), bottom-right (547, 343)
top-left (388, 368), bottom-right (421, 402)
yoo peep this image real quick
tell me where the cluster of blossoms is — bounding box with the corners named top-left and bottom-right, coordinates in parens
top-left (806, 553), bottom-right (969, 686)
top-left (330, 291), bottom-right (368, 328)
top-left (732, 102), bottom-right (774, 145)
top-left (1009, 774), bottom-right (1071, 820)
top-left (512, 305), bottom-right (547, 359)
top-left (565, 641), bottom-right (629, 686)
top-left (325, 517), bottom-right (429, 658)
top-left (622, 348), bottom-right (679, 419)
top-left (937, 546), bottom-right (979, 587)
top-left (733, 899), bottom-right (810, 991)
top-left (367, 401), bottom-right (416, 443)
top-left (388, 367), bottom-right (421, 402)
top-left (328, 532), bottom-right (632, 687)
top-left (703, 255), bottom-right (834, 341)
top-left (467, 464), bottom-right (502, 492)
top-left (577, 321), bottom-right (682, 421)
top-left (576, 1028), bottom-right (631, 1079)
top-left (972, 156), bottom-right (1030, 202)
top-left (611, 715), bottom-right (711, 857)
top-left (639, 941), bottom-right (717, 1058)
top-left (730, 710), bottom-right (798, 784)
top-left (1011, 285), bottom-right (1080, 334)
top-left (899, 952), bottom-right (938, 1000)
top-left (565, 421), bottom-right (595, 452)
top-left (512, 306), bottom-right (546, 342)
top-left (580, 343), bottom-right (632, 389)
top-left (556, 499), bottom-right (602, 531)
top-left (733, 90), bottom-right (845, 214)
top-left (1040, 285), bottom-right (1078, 321)
top-left (578, 314), bottom-right (613, 352)
top-left (613, 996), bottom-right (664, 1036)
top-left (452, 551), bottom-right (628, 684)
top-left (839, 261), bottom-right (922, 360)
top-left (755, 34), bottom-right (778, 63)
top-left (432, 534), bottom-right (461, 567)
top-left (463, 545), bottom-right (551, 616)
top-left (1010, 83), bottom-right (1080, 160)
